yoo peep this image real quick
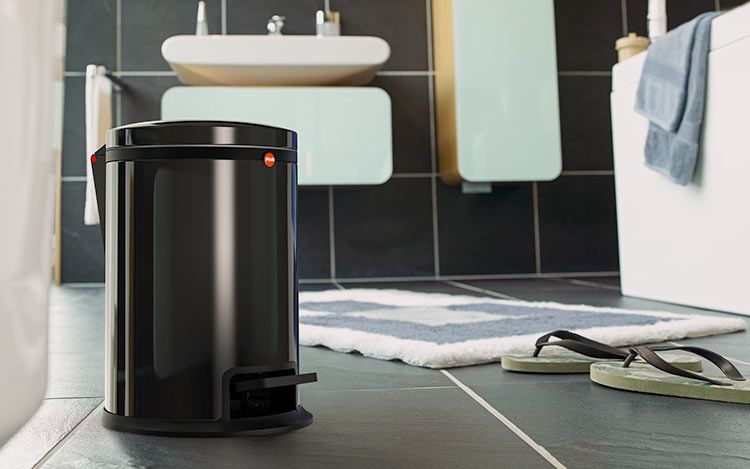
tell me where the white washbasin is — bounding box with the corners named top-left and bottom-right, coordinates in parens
top-left (162, 35), bottom-right (390, 86)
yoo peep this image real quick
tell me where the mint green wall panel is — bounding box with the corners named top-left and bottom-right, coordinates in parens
top-left (453, 0), bottom-right (561, 181)
top-left (162, 87), bottom-right (392, 186)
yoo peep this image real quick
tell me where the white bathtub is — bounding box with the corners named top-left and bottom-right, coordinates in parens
top-left (611, 3), bottom-right (750, 316)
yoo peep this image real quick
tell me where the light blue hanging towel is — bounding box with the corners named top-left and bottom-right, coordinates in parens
top-left (634, 12), bottom-right (718, 185)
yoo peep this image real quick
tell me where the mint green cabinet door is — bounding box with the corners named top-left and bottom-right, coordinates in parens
top-left (434, 0), bottom-right (562, 182)
top-left (162, 87), bottom-right (393, 186)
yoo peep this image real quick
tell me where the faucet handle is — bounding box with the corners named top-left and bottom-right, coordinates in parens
top-left (267, 15), bottom-right (286, 35)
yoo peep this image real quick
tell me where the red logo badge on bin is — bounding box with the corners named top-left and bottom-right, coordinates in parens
top-left (264, 152), bottom-right (276, 168)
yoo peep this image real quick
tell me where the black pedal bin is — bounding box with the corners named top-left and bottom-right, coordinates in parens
top-left (90, 121), bottom-right (316, 436)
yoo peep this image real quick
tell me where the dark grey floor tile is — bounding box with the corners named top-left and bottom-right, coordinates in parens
top-left (226, 0), bottom-right (429, 71)
top-left (370, 76), bottom-right (432, 173)
top-left (61, 182), bottom-right (105, 283)
top-left (120, 76), bottom-right (182, 124)
top-left (437, 182), bottom-right (536, 276)
top-left (0, 398), bottom-right (101, 469)
top-left (121, 0), bottom-right (222, 71)
top-left (46, 351), bottom-right (105, 399)
top-left (670, 334), bottom-right (750, 362)
top-left (555, 0), bottom-right (622, 71)
top-left (558, 76), bottom-right (614, 171)
top-left (44, 388), bottom-right (550, 468)
top-left (65, 0), bottom-right (116, 72)
top-left (465, 278), bottom-right (727, 315)
top-left (538, 176), bottom-right (619, 273)
top-left (48, 287), bottom-right (104, 355)
top-left (299, 189), bottom-right (331, 279)
top-left (333, 178), bottom-right (434, 278)
top-left (450, 365), bottom-right (750, 468)
top-left (300, 346), bottom-right (449, 392)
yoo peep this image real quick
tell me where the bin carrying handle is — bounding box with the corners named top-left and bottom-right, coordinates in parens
top-left (231, 372), bottom-right (318, 394)
top-left (90, 144), bottom-right (107, 247)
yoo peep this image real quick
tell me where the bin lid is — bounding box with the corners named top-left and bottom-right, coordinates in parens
top-left (105, 120), bottom-right (297, 151)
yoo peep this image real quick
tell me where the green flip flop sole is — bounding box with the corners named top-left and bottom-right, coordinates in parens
top-left (501, 352), bottom-right (703, 374)
top-left (590, 362), bottom-right (750, 404)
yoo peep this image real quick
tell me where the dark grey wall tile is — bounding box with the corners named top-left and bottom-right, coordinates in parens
top-left (65, 0), bottom-right (116, 71)
top-left (227, 0), bottom-right (429, 71)
top-left (627, 0), bottom-right (718, 36)
top-left (61, 182), bottom-right (104, 282)
top-left (62, 77), bottom-right (85, 177)
top-left (558, 75), bottom-right (613, 171)
top-left (61, 0), bottom-right (627, 281)
top-left (120, 76), bottom-right (181, 124)
top-left (226, 0), bottom-right (319, 35)
top-left (334, 178), bottom-right (434, 278)
top-left (121, 0), bottom-right (222, 71)
top-left (538, 176), bottom-right (619, 273)
top-left (371, 76), bottom-right (431, 173)
top-left (335, 0), bottom-right (429, 71)
top-left (437, 182), bottom-right (536, 276)
top-left (298, 189), bottom-right (331, 279)
top-left (62, 77), bottom-right (119, 177)
top-left (719, 0), bottom-right (748, 9)
top-left (555, 0), bottom-right (622, 71)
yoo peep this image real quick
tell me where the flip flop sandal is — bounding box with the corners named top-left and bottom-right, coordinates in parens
top-left (501, 330), bottom-right (703, 374)
top-left (591, 345), bottom-right (750, 404)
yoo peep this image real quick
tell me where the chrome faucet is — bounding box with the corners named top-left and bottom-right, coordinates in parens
top-left (267, 15), bottom-right (286, 35)
top-left (316, 0), bottom-right (340, 36)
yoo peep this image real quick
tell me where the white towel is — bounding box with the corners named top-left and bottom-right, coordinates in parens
top-left (84, 64), bottom-right (112, 225)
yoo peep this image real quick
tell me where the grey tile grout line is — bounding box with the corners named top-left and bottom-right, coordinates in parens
top-left (669, 341), bottom-right (750, 367)
top-left (560, 170), bottom-right (614, 176)
top-left (313, 385), bottom-right (456, 393)
top-left (553, 277), bottom-right (621, 292)
top-left (60, 171), bottom-right (613, 185)
top-left (425, 0), bottom-right (434, 73)
top-left (445, 280), bottom-right (521, 301)
top-left (32, 401), bottom-right (103, 469)
top-left (557, 71), bottom-right (612, 76)
top-left (60, 272), bottom-right (621, 288)
top-left (43, 396), bottom-right (105, 400)
top-left (327, 186), bottom-right (337, 281)
top-left (63, 70), bottom-right (609, 77)
top-left (115, 0), bottom-right (121, 73)
top-left (376, 71), bottom-right (434, 76)
top-left (391, 172), bottom-right (434, 178)
top-left (440, 370), bottom-right (567, 469)
top-left (620, 0), bottom-right (628, 36)
top-left (332, 279), bottom-right (345, 290)
top-left (532, 182), bottom-right (542, 274)
top-left (115, 0), bottom-right (122, 127)
top-left (715, 0), bottom-right (721, 11)
top-left (425, 0), bottom-right (440, 278)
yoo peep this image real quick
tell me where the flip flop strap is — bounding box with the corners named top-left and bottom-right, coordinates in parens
top-left (647, 345), bottom-right (746, 381)
top-left (624, 346), bottom-right (744, 386)
top-left (533, 330), bottom-right (627, 359)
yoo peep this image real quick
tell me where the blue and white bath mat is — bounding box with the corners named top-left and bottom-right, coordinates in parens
top-left (298, 289), bottom-right (746, 368)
